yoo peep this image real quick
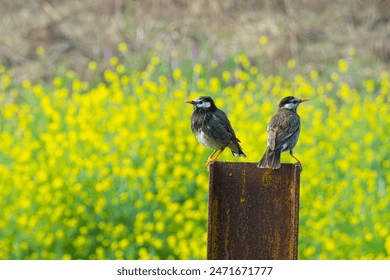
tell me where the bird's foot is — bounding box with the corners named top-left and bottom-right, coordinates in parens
top-left (206, 159), bottom-right (216, 172)
top-left (205, 158), bottom-right (216, 168)
top-left (295, 161), bottom-right (303, 172)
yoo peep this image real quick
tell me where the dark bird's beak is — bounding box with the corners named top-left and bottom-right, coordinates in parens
top-left (300, 98), bottom-right (310, 103)
top-left (185, 100), bottom-right (193, 104)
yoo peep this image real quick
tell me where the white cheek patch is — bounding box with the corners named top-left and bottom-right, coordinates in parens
top-left (283, 103), bottom-right (296, 110)
top-left (202, 102), bottom-right (211, 108)
top-left (197, 101), bottom-right (211, 108)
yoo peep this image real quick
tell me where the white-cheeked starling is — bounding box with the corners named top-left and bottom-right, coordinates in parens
top-left (186, 96), bottom-right (246, 167)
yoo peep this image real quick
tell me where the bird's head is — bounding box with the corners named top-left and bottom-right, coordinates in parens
top-left (279, 96), bottom-right (309, 112)
top-left (185, 96), bottom-right (217, 112)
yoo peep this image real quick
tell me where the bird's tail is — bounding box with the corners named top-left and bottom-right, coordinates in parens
top-left (229, 140), bottom-right (246, 158)
top-left (257, 148), bottom-right (281, 169)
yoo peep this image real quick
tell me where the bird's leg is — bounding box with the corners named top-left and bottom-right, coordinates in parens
top-left (207, 150), bottom-right (218, 161)
top-left (204, 150), bottom-right (217, 167)
top-left (289, 150), bottom-right (303, 171)
top-left (205, 149), bottom-right (224, 167)
top-left (289, 150), bottom-right (300, 164)
top-left (212, 149), bottom-right (224, 161)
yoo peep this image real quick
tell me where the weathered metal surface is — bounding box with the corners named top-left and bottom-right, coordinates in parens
top-left (207, 162), bottom-right (300, 260)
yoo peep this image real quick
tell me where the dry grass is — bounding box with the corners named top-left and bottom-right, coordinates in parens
top-left (1, 0), bottom-right (389, 81)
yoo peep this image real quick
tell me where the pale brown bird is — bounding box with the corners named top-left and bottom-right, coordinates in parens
top-left (257, 96), bottom-right (309, 169)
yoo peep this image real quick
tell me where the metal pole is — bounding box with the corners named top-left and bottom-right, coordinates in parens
top-left (207, 162), bottom-right (300, 260)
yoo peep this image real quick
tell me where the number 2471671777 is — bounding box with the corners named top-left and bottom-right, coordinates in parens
top-left (209, 266), bottom-right (273, 276)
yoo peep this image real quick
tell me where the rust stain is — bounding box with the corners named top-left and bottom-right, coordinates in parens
top-left (223, 207), bottom-right (230, 256)
top-left (242, 169), bottom-right (247, 185)
top-left (261, 168), bottom-right (273, 187)
top-left (240, 169), bottom-right (246, 203)
top-left (210, 196), bottom-right (219, 258)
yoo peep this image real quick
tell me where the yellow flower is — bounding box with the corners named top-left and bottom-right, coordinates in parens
top-left (209, 77), bottom-right (220, 93)
top-left (109, 56), bottom-right (119, 66)
top-left (338, 58), bottom-right (349, 73)
top-left (116, 64), bottom-right (126, 74)
top-left (287, 59), bottom-right (296, 69)
top-left (118, 42), bottom-right (128, 53)
top-left (155, 41), bottom-right (164, 50)
top-left (172, 68), bottom-right (182, 80)
top-left (22, 80), bottom-right (31, 89)
top-left (36, 46), bottom-right (45, 56)
top-left (258, 35), bottom-right (268, 46)
top-left (194, 64), bottom-right (203, 75)
top-left (88, 61), bottom-right (97, 71)
top-left (364, 80), bottom-right (375, 93)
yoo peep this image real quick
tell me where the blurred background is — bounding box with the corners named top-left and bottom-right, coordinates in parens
top-left (2, 0), bottom-right (390, 81)
top-left (0, 0), bottom-right (389, 260)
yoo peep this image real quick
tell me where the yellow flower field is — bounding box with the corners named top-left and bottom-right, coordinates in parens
top-left (0, 46), bottom-right (389, 259)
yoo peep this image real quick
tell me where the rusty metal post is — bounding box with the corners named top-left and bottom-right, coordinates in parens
top-left (207, 162), bottom-right (300, 260)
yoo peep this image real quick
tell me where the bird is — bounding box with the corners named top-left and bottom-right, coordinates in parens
top-left (257, 96), bottom-right (309, 169)
top-left (185, 96), bottom-right (246, 167)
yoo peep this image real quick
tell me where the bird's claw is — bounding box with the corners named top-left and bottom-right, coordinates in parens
top-left (295, 161), bottom-right (303, 172)
top-left (205, 158), bottom-right (215, 167)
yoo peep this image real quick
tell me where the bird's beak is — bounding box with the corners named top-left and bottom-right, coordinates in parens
top-left (185, 100), bottom-right (193, 104)
top-left (300, 98), bottom-right (310, 103)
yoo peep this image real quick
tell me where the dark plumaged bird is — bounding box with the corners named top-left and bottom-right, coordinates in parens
top-left (185, 96), bottom-right (246, 167)
top-left (257, 96), bottom-right (309, 169)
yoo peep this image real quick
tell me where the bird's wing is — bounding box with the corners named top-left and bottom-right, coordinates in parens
top-left (213, 109), bottom-right (237, 136)
top-left (267, 115), bottom-right (279, 151)
top-left (206, 109), bottom-right (237, 144)
top-left (267, 110), bottom-right (300, 151)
